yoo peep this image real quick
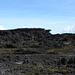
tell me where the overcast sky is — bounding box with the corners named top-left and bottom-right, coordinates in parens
top-left (0, 0), bottom-right (75, 34)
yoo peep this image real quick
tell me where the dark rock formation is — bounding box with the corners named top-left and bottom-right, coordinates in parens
top-left (0, 28), bottom-right (74, 49)
top-left (0, 28), bottom-right (52, 49)
top-left (0, 28), bottom-right (75, 75)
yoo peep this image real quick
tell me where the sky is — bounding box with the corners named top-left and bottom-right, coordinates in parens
top-left (0, 0), bottom-right (75, 34)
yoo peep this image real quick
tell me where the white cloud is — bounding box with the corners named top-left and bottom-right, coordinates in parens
top-left (0, 25), bottom-right (5, 30)
top-left (20, 26), bottom-right (28, 28)
top-left (64, 25), bottom-right (75, 33)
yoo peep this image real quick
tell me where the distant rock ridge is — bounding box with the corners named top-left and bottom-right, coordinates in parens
top-left (0, 28), bottom-right (74, 48)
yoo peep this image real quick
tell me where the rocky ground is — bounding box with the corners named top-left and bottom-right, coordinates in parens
top-left (0, 28), bottom-right (75, 75)
top-left (0, 48), bottom-right (75, 75)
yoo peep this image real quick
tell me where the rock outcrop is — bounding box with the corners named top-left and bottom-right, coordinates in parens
top-left (0, 28), bottom-right (75, 75)
top-left (0, 28), bottom-right (74, 49)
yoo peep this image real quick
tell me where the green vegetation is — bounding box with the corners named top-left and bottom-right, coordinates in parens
top-left (5, 65), bottom-right (75, 75)
top-left (0, 44), bottom-right (74, 55)
top-left (46, 45), bottom-right (75, 53)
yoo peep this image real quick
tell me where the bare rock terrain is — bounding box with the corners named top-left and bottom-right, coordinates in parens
top-left (0, 28), bottom-right (75, 75)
